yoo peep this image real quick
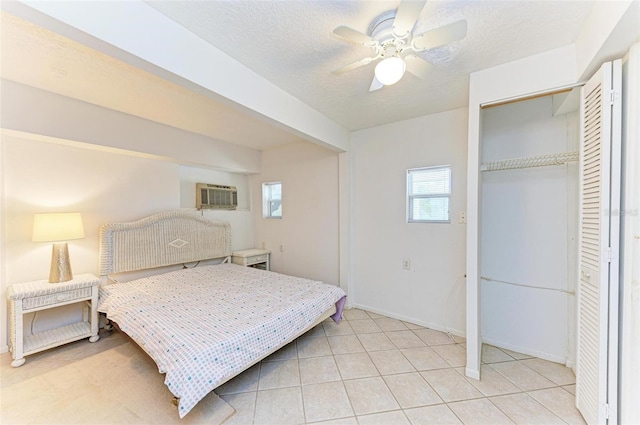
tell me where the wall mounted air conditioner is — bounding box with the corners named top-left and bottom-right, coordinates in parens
top-left (196, 183), bottom-right (238, 210)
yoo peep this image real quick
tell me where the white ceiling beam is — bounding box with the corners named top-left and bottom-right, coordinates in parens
top-left (15, 0), bottom-right (349, 153)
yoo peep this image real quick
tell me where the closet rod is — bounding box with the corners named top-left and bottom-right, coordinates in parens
top-left (481, 276), bottom-right (575, 295)
top-left (480, 151), bottom-right (578, 172)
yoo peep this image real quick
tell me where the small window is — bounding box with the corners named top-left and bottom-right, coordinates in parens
top-left (407, 166), bottom-right (451, 223)
top-left (262, 182), bottom-right (282, 219)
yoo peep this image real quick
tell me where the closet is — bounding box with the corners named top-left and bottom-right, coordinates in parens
top-left (479, 92), bottom-right (580, 366)
top-left (474, 59), bottom-right (624, 425)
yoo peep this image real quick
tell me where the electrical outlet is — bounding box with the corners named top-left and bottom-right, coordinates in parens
top-left (403, 258), bottom-right (411, 270)
top-left (459, 212), bottom-right (467, 224)
top-left (261, 241), bottom-right (266, 249)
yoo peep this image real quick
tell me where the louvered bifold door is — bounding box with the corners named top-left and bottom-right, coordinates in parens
top-left (576, 60), bottom-right (621, 425)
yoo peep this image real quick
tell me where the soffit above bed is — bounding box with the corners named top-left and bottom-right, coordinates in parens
top-left (0, 10), bottom-right (306, 152)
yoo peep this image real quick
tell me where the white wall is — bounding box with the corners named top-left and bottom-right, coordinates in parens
top-left (480, 97), bottom-right (579, 364)
top-left (250, 142), bottom-right (340, 286)
top-left (179, 166), bottom-right (254, 251)
top-left (350, 107), bottom-right (468, 334)
top-left (620, 42), bottom-right (640, 425)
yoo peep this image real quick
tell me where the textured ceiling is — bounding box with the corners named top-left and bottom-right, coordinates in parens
top-left (148, 0), bottom-right (595, 130)
top-left (1, 1), bottom-right (596, 152)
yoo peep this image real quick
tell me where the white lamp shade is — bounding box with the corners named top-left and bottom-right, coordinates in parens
top-left (374, 57), bottom-right (406, 86)
top-left (32, 213), bottom-right (85, 242)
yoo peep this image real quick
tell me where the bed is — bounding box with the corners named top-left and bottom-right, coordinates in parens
top-left (97, 211), bottom-right (347, 418)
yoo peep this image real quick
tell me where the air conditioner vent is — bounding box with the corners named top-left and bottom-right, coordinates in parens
top-left (196, 183), bottom-right (238, 210)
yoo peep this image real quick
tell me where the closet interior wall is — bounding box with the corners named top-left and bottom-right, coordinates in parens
top-left (480, 95), bottom-right (579, 366)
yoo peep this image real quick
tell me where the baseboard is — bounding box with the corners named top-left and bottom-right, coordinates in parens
top-left (465, 366), bottom-right (480, 380)
top-left (481, 335), bottom-right (568, 364)
top-left (349, 303), bottom-right (465, 339)
top-left (1, 344), bottom-right (8, 354)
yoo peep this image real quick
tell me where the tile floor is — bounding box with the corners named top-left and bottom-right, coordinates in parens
top-left (0, 308), bottom-right (586, 424)
top-left (218, 308), bottom-right (585, 424)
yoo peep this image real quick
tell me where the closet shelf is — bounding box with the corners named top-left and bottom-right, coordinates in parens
top-left (481, 151), bottom-right (579, 172)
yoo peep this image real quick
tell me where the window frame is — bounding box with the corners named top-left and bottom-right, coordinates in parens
top-left (262, 182), bottom-right (282, 219)
top-left (406, 165), bottom-right (452, 223)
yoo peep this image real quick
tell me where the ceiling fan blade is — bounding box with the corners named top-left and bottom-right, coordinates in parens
top-left (412, 20), bottom-right (468, 51)
top-left (333, 26), bottom-right (378, 47)
top-left (332, 56), bottom-right (376, 75)
top-left (369, 76), bottom-right (384, 92)
top-left (405, 54), bottom-right (435, 80)
top-left (392, 0), bottom-right (427, 39)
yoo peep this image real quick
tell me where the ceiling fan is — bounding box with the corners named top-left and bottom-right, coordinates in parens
top-left (332, 0), bottom-right (467, 92)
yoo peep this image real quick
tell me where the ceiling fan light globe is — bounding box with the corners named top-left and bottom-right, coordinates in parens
top-left (374, 57), bottom-right (406, 85)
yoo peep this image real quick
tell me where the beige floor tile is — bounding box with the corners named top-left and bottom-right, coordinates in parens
top-left (489, 361), bottom-right (555, 391)
top-left (327, 334), bottom-right (365, 354)
top-left (334, 352), bottom-right (379, 380)
top-left (528, 387), bottom-right (586, 424)
top-left (481, 345), bottom-right (514, 364)
top-left (373, 318), bottom-right (409, 332)
top-left (190, 393), bottom-right (237, 425)
top-left (215, 363), bottom-right (260, 395)
top-left (264, 341), bottom-right (297, 361)
top-left (386, 330), bottom-right (426, 348)
top-left (405, 404), bottom-right (462, 425)
top-left (448, 398), bottom-right (514, 425)
top-left (300, 356), bottom-right (342, 385)
top-left (2, 369), bottom-right (99, 423)
top-left (459, 365), bottom-right (520, 397)
top-left (520, 358), bottom-right (576, 385)
top-left (357, 332), bottom-right (397, 352)
top-left (349, 319), bottom-right (383, 334)
top-left (421, 368), bottom-right (483, 402)
top-left (302, 381), bottom-right (354, 423)
top-left (402, 321), bottom-right (425, 330)
top-left (258, 359), bottom-right (300, 390)
top-left (431, 344), bottom-right (466, 368)
top-left (562, 384), bottom-right (576, 395)
top-left (499, 348), bottom-right (533, 360)
top-left (343, 309), bottom-right (371, 320)
top-left (343, 376), bottom-right (400, 415)
top-left (309, 417), bottom-right (358, 425)
top-left (254, 387), bottom-right (304, 425)
top-left (357, 410), bottom-right (411, 425)
top-left (298, 336), bottom-right (333, 358)
top-left (368, 349), bottom-right (415, 375)
top-left (401, 347), bottom-right (449, 371)
top-left (490, 393), bottom-right (565, 424)
top-left (451, 334), bottom-right (466, 343)
top-left (383, 372), bottom-right (442, 408)
top-left (413, 328), bottom-right (455, 346)
top-left (303, 323), bottom-right (326, 337)
top-left (365, 311), bottom-right (386, 319)
top-left (220, 392), bottom-right (257, 425)
top-left (323, 320), bottom-right (354, 336)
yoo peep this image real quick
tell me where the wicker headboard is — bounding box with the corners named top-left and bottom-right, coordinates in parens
top-left (99, 211), bottom-right (231, 276)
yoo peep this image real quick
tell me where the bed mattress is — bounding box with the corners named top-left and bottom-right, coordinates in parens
top-left (98, 263), bottom-right (346, 417)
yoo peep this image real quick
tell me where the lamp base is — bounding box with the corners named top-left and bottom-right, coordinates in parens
top-left (49, 242), bottom-right (73, 283)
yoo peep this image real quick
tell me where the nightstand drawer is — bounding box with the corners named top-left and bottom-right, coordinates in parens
top-left (22, 287), bottom-right (92, 311)
top-left (246, 254), bottom-right (269, 265)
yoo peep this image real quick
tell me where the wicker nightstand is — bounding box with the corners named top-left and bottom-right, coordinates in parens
top-left (232, 249), bottom-right (271, 271)
top-left (6, 273), bottom-right (100, 367)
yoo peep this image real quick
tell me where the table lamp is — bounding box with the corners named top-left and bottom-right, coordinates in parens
top-left (32, 212), bottom-right (85, 283)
